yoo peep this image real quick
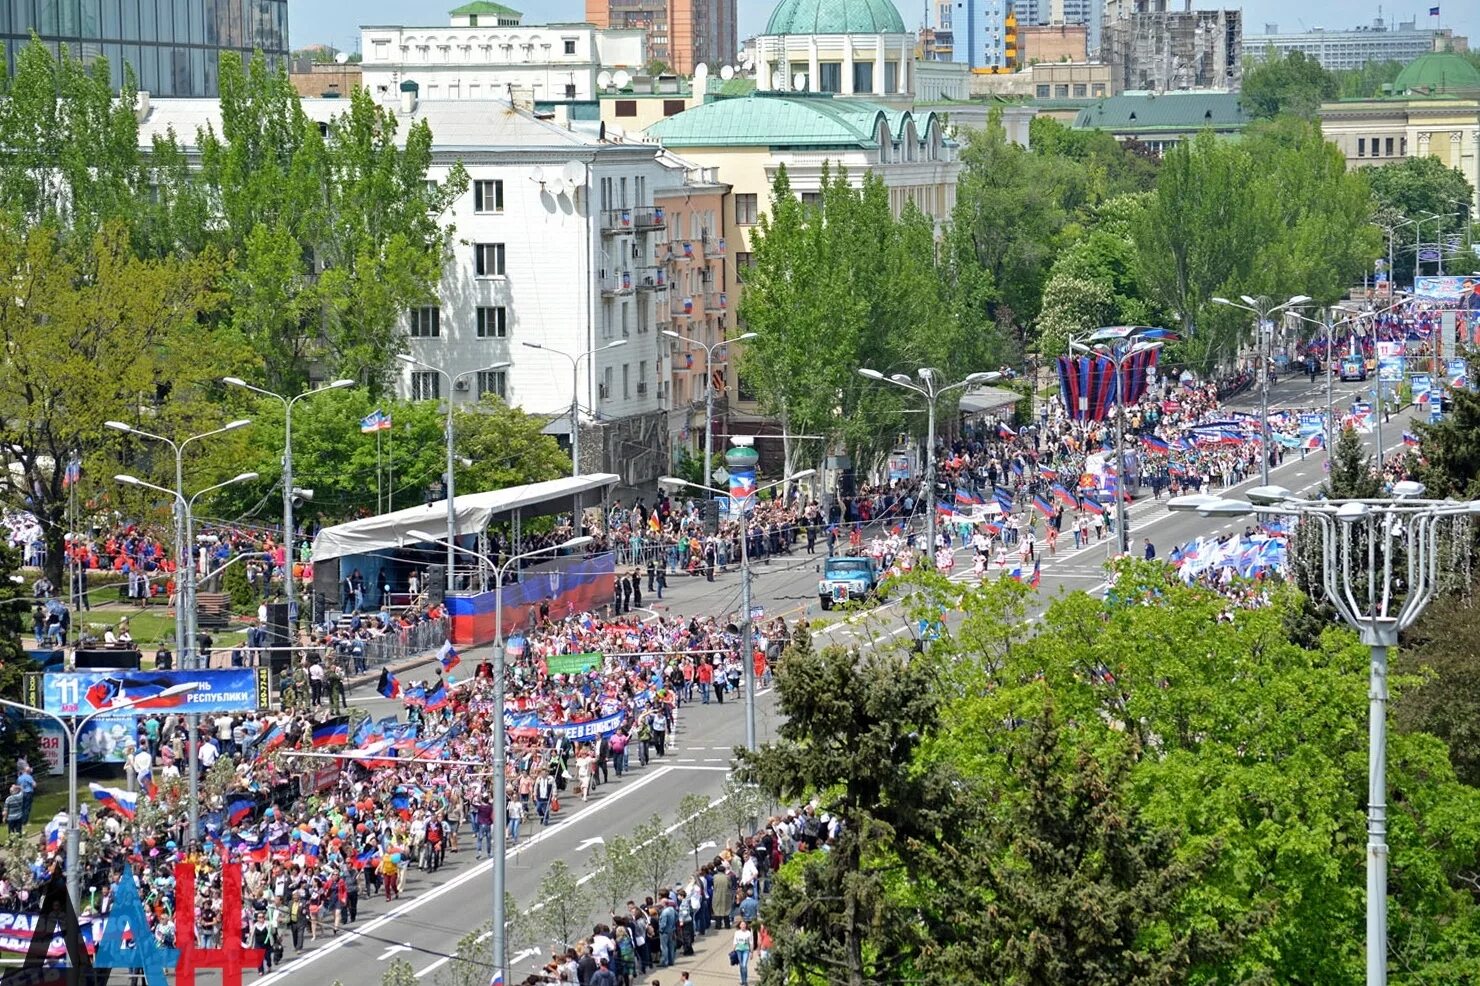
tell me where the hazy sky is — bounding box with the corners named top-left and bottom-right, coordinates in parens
top-left (288, 1), bottom-right (1480, 56)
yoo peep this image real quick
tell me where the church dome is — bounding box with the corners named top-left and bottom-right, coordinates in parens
top-left (764, 0), bottom-right (908, 36)
top-left (1393, 52), bottom-right (1480, 95)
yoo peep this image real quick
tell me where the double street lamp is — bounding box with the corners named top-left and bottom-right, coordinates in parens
top-left (658, 467), bottom-right (814, 752)
top-left (409, 529), bottom-right (592, 986)
top-left (114, 470), bottom-right (257, 843)
top-left (1068, 337), bottom-right (1163, 554)
top-left (662, 330), bottom-right (756, 482)
top-left (1210, 295), bottom-right (1312, 485)
top-left (856, 368), bottom-right (1000, 564)
top-left (221, 377), bottom-right (356, 623)
top-left (0, 683), bottom-right (201, 907)
top-left (396, 355), bottom-right (512, 595)
top-left (1170, 483), bottom-right (1480, 986)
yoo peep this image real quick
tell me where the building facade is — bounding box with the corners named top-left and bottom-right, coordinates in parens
top-left (756, 0), bottom-right (917, 99)
top-left (583, 0), bottom-right (738, 76)
top-left (1248, 18), bottom-right (1467, 72)
top-left (359, 6), bottom-right (645, 106)
top-left (1100, 3), bottom-right (1241, 93)
top-left (1021, 23), bottom-right (1087, 62)
top-left (953, 0), bottom-right (1019, 72)
top-left (0, 0), bottom-right (288, 95)
top-left (137, 94), bottom-right (699, 489)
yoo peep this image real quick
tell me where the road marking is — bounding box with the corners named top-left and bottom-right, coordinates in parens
top-left (415, 957), bottom-right (450, 978)
top-left (253, 767), bottom-right (679, 986)
top-left (378, 944), bottom-right (412, 961)
top-left (576, 837), bottom-right (604, 850)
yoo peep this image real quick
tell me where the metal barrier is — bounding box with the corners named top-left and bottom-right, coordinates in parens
top-left (342, 615), bottom-right (451, 674)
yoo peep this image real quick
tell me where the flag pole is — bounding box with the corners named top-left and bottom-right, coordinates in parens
top-left (376, 426), bottom-right (383, 514)
top-left (387, 418), bottom-right (395, 514)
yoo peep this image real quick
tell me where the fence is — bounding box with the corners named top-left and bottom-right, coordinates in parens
top-left (357, 615), bottom-right (450, 673)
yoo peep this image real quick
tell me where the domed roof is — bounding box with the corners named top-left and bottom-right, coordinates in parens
top-left (1394, 52), bottom-right (1480, 94)
top-left (764, 0), bottom-right (907, 36)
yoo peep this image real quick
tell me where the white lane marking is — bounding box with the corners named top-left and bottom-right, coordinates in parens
top-left (415, 957), bottom-right (450, 977)
top-left (378, 944), bottom-right (412, 961)
top-left (253, 767), bottom-right (678, 985)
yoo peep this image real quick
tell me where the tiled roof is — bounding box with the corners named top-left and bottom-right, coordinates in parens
top-left (647, 92), bottom-right (927, 147)
top-left (764, 0), bottom-right (907, 36)
top-left (1073, 91), bottom-right (1249, 132)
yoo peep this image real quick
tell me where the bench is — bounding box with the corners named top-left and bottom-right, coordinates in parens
top-left (196, 592), bottom-right (231, 629)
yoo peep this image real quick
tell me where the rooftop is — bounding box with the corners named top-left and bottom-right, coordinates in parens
top-left (448, 2), bottom-right (522, 17)
top-left (763, 0), bottom-right (908, 37)
top-left (1393, 51), bottom-right (1480, 95)
top-left (646, 91), bottom-right (932, 148)
top-left (1073, 91), bottom-right (1249, 132)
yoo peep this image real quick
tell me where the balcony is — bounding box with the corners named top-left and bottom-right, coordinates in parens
top-left (703, 291), bottom-right (728, 313)
top-left (665, 239), bottom-right (698, 264)
top-left (671, 294), bottom-right (698, 318)
top-left (601, 209), bottom-right (637, 235)
top-left (634, 206), bottom-right (665, 231)
top-left (599, 269), bottom-right (635, 297)
top-left (636, 266), bottom-right (668, 292)
top-left (702, 231), bottom-right (726, 258)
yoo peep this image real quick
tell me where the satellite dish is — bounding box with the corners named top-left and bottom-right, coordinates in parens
top-left (597, 70), bottom-right (613, 88)
top-left (720, 65), bottom-right (735, 80)
top-left (334, 52), bottom-right (350, 64)
top-left (792, 72), bottom-right (807, 91)
top-left (613, 69), bottom-right (631, 89)
top-left (562, 160), bottom-right (586, 186)
top-left (695, 62), bottom-right (708, 79)
top-left (771, 69), bottom-right (785, 90)
top-left (530, 166), bottom-right (546, 184)
top-left (547, 176), bottom-right (566, 196)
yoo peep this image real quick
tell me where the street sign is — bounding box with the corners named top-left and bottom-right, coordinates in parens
top-left (711, 467), bottom-right (729, 483)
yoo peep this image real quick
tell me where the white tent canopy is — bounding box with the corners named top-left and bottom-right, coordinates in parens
top-left (311, 473), bottom-right (619, 563)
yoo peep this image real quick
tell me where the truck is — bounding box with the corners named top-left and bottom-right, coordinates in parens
top-left (818, 556), bottom-right (880, 610)
top-left (1339, 355), bottom-right (1367, 382)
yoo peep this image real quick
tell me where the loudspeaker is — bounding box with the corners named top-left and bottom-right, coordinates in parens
top-left (313, 563), bottom-right (340, 609)
top-left (837, 469), bottom-right (856, 498)
top-left (265, 602), bottom-right (291, 676)
top-left (424, 565), bottom-right (445, 604)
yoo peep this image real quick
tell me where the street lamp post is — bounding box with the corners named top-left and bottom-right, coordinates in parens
top-left (396, 356), bottom-right (511, 595)
top-left (658, 467), bottom-right (814, 751)
top-left (0, 684), bottom-right (201, 906)
top-left (114, 471), bottom-right (256, 843)
top-left (221, 378), bottom-right (355, 625)
top-left (409, 529), bottom-right (592, 986)
top-left (523, 337), bottom-right (627, 476)
top-left (661, 330), bottom-right (757, 480)
top-left (1068, 339), bottom-right (1164, 554)
top-left (856, 368), bottom-right (1000, 565)
top-left (1211, 295), bottom-right (1312, 485)
top-left (1171, 484), bottom-right (1480, 986)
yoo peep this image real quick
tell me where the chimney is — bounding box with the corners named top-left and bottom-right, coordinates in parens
top-left (134, 90), bottom-right (151, 122)
top-left (553, 103), bottom-right (571, 128)
top-left (399, 80), bottom-right (419, 115)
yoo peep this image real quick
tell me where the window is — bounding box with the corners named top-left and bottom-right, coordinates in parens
top-left (1357, 137), bottom-right (1365, 157)
top-left (373, 40), bottom-right (389, 59)
top-left (477, 369), bottom-right (507, 399)
top-left (1054, 84), bottom-right (1069, 98)
top-left (615, 100), bottom-right (637, 117)
top-left (800, 192), bottom-right (822, 208)
top-left (663, 99), bottom-right (685, 116)
top-left (475, 242), bottom-right (506, 277)
top-left (563, 38), bottom-right (576, 55)
top-left (602, 366), bottom-right (613, 400)
top-left (621, 303), bottom-right (630, 337)
top-left (1036, 84), bottom-right (1050, 98)
top-left (476, 306), bottom-right (508, 338)
top-left (622, 363), bottom-right (630, 399)
top-left (1385, 136), bottom-right (1394, 156)
top-left (473, 179), bottom-right (504, 213)
top-left (735, 251), bottom-right (753, 281)
top-left (817, 62), bottom-right (841, 92)
top-left (564, 83), bottom-right (576, 99)
top-left (409, 306), bottom-right (440, 337)
top-left (734, 193), bottom-right (758, 226)
top-left (1091, 83), bottom-right (1106, 97)
top-left (411, 371), bottom-right (440, 400)
top-left (852, 62), bottom-right (873, 93)
top-left (1072, 84), bottom-right (1086, 97)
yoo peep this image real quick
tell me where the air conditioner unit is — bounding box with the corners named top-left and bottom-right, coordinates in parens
top-left (454, 378), bottom-right (470, 391)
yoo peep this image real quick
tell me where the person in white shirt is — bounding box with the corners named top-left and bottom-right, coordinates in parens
top-left (733, 920), bottom-right (755, 985)
top-left (197, 739), bottom-right (219, 769)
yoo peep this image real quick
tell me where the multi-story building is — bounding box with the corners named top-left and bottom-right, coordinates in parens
top-left (0, 0), bottom-right (288, 96)
top-left (952, 0), bottom-right (1019, 72)
top-left (584, 0), bottom-right (738, 76)
top-left (1249, 18), bottom-right (1468, 72)
top-left (1021, 23), bottom-right (1087, 62)
top-left (755, 0), bottom-right (918, 100)
top-left (136, 92), bottom-right (699, 488)
top-left (1100, 2), bottom-right (1241, 93)
top-left (359, 5), bottom-right (646, 106)
top-left (1016, 0), bottom-right (1099, 53)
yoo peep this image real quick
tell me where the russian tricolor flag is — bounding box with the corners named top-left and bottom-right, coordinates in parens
top-left (90, 784), bottom-right (137, 820)
top-left (44, 818), bottom-right (63, 853)
top-left (437, 640), bottom-right (461, 672)
top-left (1402, 432), bottom-right (1420, 448)
top-left (1029, 559), bottom-right (1041, 588)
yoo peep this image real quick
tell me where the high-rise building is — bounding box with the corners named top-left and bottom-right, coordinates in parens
top-left (1250, 18), bottom-right (1467, 72)
top-left (1101, 2), bottom-right (1241, 92)
top-left (584, 0), bottom-right (738, 75)
top-left (0, 0), bottom-right (289, 96)
top-left (953, 0), bottom-right (1018, 72)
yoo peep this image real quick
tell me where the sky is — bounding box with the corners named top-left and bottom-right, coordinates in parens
top-left (287, 1), bottom-right (1480, 56)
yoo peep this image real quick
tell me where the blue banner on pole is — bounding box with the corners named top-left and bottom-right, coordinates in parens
top-left (38, 669), bottom-right (269, 716)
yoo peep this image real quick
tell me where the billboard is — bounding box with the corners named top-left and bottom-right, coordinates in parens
top-left (26, 669), bottom-right (270, 717)
top-left (1377, 357), bottom-right (1404, 383)
top-left (1415, 275), bottom-right (1480, 303)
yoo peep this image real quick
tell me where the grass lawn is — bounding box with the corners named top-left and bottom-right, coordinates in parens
top-left (19, 777), bottom-right (118, 839)
top-left (71, 604), bottom-right (249, 656)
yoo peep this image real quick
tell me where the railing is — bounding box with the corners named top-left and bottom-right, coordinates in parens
top-left (634, 206), bottom-right (665, 230)
top-left (702, 232), bottom-right (726, 257)
top-left (599, 270), bottom-right (635, 296)
top-left (601, 208), bottom-right (636, 234)
top-left (703, 291), bottom-right (728, 313)
top-left (359, 614), bottom-right (451, 673)
top-left (670, 293), bottom-right (697, 317)
top-left (636, 266), bottom-right (668, 291)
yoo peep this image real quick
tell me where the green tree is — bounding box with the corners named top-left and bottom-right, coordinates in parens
top-left (589, 835), bottom-right (643, 917)
top-left (674, 792), bottom-right (717, 872)
top-left (533, 859), bottom-right (589, 951)
top-left (1415, 384), bottom-right (1480, 500)
top-left (1332, 59), bottom-right (1404, 98)
top-left (630, 814), bottom-right (679, 901)
top-left (221, 555), bottom-right (256, 612)
top-left (1242, 48), bottom-right (1340, 118)
top-left (1325, 422), bottom-right (1382, 498)
top-left (1394, 584), bottom-right (1480, 788)
top-left (1363, 155), bottom-right (1475, 286)
top-left (717, 774), bottom-right (765, 845)
top-left (190, 52), bottom-right (466, 392)
top-left (0, 544), bottom-right (46, 774)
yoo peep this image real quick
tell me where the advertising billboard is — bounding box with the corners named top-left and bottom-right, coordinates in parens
top-left (1415, 275), bottom-right (1480, 304)
top-left (26, 669), bottom-right (270, 718)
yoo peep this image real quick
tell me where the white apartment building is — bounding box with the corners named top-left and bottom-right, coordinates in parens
top-left (358, 7), bottom-right (646, 106)
top-left (136, 93), bottom-right (697, 489)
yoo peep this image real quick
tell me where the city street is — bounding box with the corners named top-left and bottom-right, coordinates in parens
top-left (262, 372), bottom-right (1417, 986)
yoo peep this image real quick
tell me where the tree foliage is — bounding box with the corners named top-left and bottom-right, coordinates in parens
top-left (533, 859), bottom-right (590, 952)
top-left (1416, 384), bottom-right (1480, 500)
top-left (1243, 48), bottom-right (1340, 119)
top-left (1364, 156), bottom-right (1476, 287)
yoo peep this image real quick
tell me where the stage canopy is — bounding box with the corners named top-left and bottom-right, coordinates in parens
top-left (311, 473), bottom-right (619, 563)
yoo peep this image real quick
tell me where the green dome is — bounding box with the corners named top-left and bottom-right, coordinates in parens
top-left (764, 0), bottom-right (907, 36)
top-left (1394, 52), bottom-right (1480, 94)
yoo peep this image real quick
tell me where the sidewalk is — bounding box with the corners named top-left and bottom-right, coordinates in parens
top-left (643, 919), bottom-right (753, 986)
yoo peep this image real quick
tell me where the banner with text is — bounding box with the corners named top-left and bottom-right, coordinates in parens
top-left (534, 712), bottom-right (625, 740)
top-left (28, 669), bottom-right (270, 717)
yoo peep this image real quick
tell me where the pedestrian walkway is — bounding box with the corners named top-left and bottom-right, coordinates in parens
top-left (641, 913), bottom-right (760, 986)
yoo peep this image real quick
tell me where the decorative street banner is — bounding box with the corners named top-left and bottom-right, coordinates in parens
top-left (1415, 275), bottom-right (1480, 302)
top-left (545, 652), bottom-right (600, 676)
top-left (535, 711), bottom-right (625, 740)
top-left (1442, 311), bottom-right (1458, 359)
top-left (27, 669), bottom-right (270, 717)
top-left (1377, 357), bottom-right (1404, 383)
top-left (1447, 358), bottom-right (1469, 390)
top-left (1298, 413), bottom-right (1325, 436)
top-left (0, 909), bottom-right (97, 956)
top-left (726, 445), bottom-right (759, 516)
top-left (1411, 374), bottom-right (1433, 406)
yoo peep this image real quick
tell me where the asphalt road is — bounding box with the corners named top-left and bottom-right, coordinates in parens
top-left (261, 373), bottom-right (1417, 986)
